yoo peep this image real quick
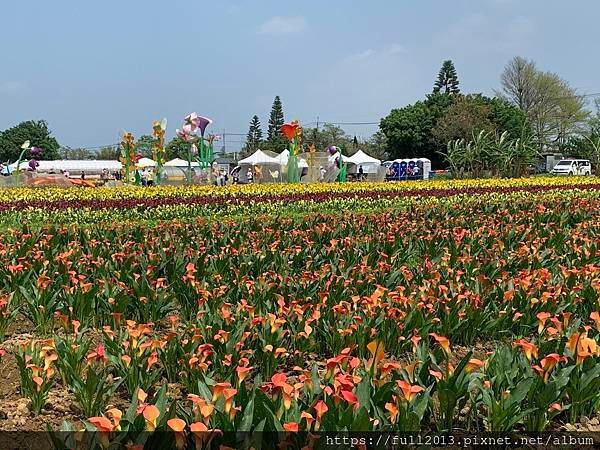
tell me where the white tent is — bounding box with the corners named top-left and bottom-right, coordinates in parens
top-left (275, 149), bottom-right (309, 168)
top-left (345, 150), bottom-right (381, 174)
top-left (164, 158), bottom-right (201, 167)
top-left (238, 149), bottom-right (279, 165)
top-left (136, 157), bottom-right (157, 168)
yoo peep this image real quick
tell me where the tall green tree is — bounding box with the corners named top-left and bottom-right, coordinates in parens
top-left (363, 131), bottom-right (389, 161)
top-left (242, 115), bottom-right (263, 157)
top-left (487, 97), bottom-right (530, 140)
top-left (96, 146), bottom-right (120, 160)
top-left (432, 95), bottom-right (496, 147)
top-left (265, 96), bottom-right (286, 152)
top-left (165, 136), bottom-right (190, 160)
top-left (135, 135), bottom-right (156, 158)
top-left (0, 120), bottom-right (61, 162)
top-left (301, 124), bottom-right (353, 153)
top-left (380, 93), bottom-right (454, 166)
top-left (498, 56), bottom-right (588, 152)
top-left (432, 94), bottom-right (530, 148)
top-left (433, 60), bottom-right (460, 95)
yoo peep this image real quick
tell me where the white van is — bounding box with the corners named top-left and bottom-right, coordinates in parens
top-left (551, 159), bottom-right (592, 176)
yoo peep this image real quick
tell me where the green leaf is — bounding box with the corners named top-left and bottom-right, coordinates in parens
top-left (350, 407), bottom-right (371, 431)
top-left (238, 392), bottom-right (255, 431)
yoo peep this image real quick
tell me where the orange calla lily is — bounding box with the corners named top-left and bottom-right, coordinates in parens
top-left (89, 416), bottom-right (113, 449)
top-left (143, 405), bottom-right (160, 431)
top-left (106, 408), bottom-right (123, 431)
top-left (283, 422), bottom-right (299, 432)
top-left (211, 382), bottom-right (232, 403)
top-left (236, 366), bottom-right (252, 385)
top-left (366, 340), bottom-right (385, 372)
top-left (190, 422), bottom-right (222, 449)
top-left (300, 411), bottom-right (314, 430)
top-left (314, 400), bottom-right (328, 419)
top-left (397, 380), bottom-right (424, 402)
top-left (429, 333), bottom-right (451, 356)
top-left (514, 339), bottom-right (539, 361)
top-left (340, 390), bottom-right (359, 410)
top-left (222, 388), bottom-right (237, 414)
top-left (89, 416), bottom-right (113, 432)
top-left (167, 417), bottom-right (186, 432)
top-left (536, 312), bottom-right (551, 334)
top-left (385, 401), bottom-right (399, 423)
top-left (168, 418), bottom-right (187, 450)
top-left (465, 358), bottom-right (485, 373)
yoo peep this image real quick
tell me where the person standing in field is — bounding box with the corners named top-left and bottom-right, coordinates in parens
top-left (147, 169), bottom-right (155, 186)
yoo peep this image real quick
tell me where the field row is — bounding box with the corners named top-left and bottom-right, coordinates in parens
top-left (0, 177), bottom-right (598, 226)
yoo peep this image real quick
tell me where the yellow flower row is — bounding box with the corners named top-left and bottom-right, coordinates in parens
top-left (0, 176), bottom-right (597, 204)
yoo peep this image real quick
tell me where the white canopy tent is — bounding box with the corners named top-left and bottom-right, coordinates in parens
top-left (238, 149), bottom-right (279, 165)
top-left (164, 158), bottom-right (201, 167)
top-left (275, 149), bottom-right (309, 168)
top-left (136, 157), bottom-right (156, 168)
top-left (345, 150), bottom-right (381, 174)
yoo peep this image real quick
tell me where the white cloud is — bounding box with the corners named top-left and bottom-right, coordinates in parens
top-left (385, 43), bottom-right (408, 55)
top-left (0, 81), bottom-right (25, 96)
top-left (257, 16), bottom-right (307, 35)
top-left (342, 44), bottom-right (407, 64)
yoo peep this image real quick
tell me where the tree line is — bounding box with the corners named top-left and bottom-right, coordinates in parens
top-left (241, 96), bottom-right (389, 160)
top-left (380, 58), bottom-right (600, 175)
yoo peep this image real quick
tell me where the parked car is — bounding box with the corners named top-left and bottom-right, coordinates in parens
top-left (551, 159), bottom-right (592, 176)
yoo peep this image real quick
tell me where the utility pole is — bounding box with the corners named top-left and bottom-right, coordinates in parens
top-left (316, 116), bottom-right (319, 133)
top-left (222, 129), bottom-right (226, 155)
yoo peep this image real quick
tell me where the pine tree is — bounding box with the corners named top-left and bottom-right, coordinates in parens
top-left (266, 96), bottom-right (286, 151)
top-left (243, 115), bottom-right (263, 157)
top-left (433, 60), bottom-right (460, 95)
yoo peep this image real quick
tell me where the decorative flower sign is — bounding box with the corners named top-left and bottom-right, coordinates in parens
top-left (12, 141), bottom-right (44, 175)
top-left (327, 145), bottom-right (346, 183)
top-left (152, 119), bottom-right (167, 185)
top-left (120, 132), bottom-right (139, 185)
top-left (281, 120), bottom-right (302, 183)
top-left (176, 113), bottom-right (214, 184)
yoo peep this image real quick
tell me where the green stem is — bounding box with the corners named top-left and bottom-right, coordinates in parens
top-left (14, 149), bottom-right (28, 175)
top-left (187, 144), bottom-right (192, 185)
top-left (125, 151), bottom-right (130, 185)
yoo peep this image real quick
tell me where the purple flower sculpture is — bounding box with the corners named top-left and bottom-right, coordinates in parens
top-left (28, 159), bottom-right (39, 171)
top-left (30, 146), bottom-right (42, 157)
top-left (328, 145), bottom-right (338, 155)
top-left (196, 116), bottom-right (212, 137)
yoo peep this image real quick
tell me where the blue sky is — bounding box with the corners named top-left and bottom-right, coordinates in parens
top-left (1, 0), bottom-right (598, 152)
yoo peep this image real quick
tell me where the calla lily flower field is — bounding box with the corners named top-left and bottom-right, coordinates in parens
top-left (0, 176), bottom-right (599, 448)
